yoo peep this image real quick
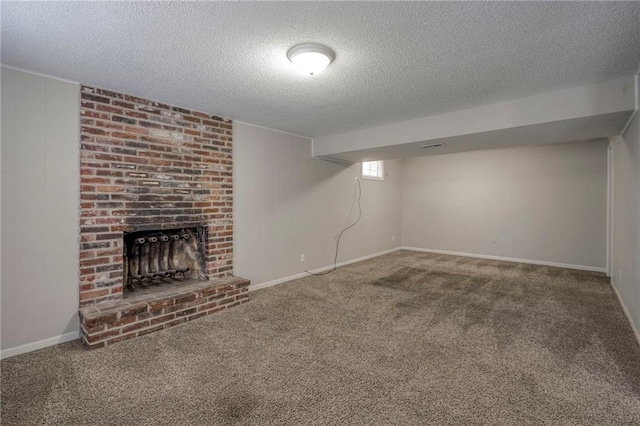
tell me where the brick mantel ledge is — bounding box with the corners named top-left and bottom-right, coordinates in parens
top-left (79, 276), bottom-right (249, 349)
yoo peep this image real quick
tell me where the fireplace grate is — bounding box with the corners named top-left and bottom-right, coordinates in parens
top-left (123, 227), bottom-right (207, 292)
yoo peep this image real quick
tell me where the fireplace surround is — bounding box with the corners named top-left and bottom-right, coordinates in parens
top-left (77, 86), bottom-right (248, 348)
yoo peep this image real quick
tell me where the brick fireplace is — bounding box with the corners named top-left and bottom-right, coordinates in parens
top-left (77, 86), bottom-right (248, 348)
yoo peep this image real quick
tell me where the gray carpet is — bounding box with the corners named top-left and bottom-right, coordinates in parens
top-left (2, 250), bottom-right (640, 425)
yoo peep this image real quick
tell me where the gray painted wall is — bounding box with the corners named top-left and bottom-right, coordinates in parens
top-left (613, 110), bottom-right (640, 335)
top-left (401, 140), bottom-right (608, 269)
top-left (234, 122), bottom-right (402, 286)
top-left (1, 68), bottom-right (80, 352)
top-left (0, 68), bottom-right (622, 355)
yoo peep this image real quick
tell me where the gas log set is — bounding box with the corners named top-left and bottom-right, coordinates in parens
top-left (123, 226), bottom-right (207, 292)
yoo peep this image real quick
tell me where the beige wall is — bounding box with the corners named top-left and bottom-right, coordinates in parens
top-left (612, 110), bottom-right (640, 334)
top-left (234, 122), bottom-right (402, 287)
top-left (401, 140), bottom-right (608, 269)
top-left (1, 68), bottom-right (80, 354)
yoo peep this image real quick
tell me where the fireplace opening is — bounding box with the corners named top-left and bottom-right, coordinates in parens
top-left (123, 226), bottom-right (208, 296)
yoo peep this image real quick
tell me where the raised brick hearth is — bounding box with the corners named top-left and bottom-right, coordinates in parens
top-left (78, 85), bottom-right (247, 348)
top-left (79, 277), bottom-right (249, 349)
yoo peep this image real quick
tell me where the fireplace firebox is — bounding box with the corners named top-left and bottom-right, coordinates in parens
top-left (123, 227), bottom-right (208, 294)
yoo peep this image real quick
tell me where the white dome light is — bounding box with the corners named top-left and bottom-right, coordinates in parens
top-left (287, 43), bottom-right (335, 76)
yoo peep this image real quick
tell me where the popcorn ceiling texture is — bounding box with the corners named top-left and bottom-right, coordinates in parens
top-left (2, 2), bottom-right (640, 137)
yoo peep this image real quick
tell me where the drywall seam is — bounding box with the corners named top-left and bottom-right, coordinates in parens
top-left (1, 331), bottom-right (79, 359)
top-left (401, 247), bottom-right (607, 273)
top-left (248, 247), bottom-right (402, 292)
top-left (610, 280), bottom-right (640, 347)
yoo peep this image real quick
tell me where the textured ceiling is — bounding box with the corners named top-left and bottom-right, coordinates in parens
top-left (2, 2), bottom-right (640, 138)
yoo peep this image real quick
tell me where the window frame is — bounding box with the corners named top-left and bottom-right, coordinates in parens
top-left (361, 160), bottom-right (384, 181)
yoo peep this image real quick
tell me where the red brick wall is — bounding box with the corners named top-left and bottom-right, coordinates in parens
top-left (79, 86), bottom-right (233, 306)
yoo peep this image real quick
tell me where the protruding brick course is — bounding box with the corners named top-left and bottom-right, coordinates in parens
top-left (79, 277), bottom-right (249, 349)
top-left (79, 86), bottom-right (234, 306)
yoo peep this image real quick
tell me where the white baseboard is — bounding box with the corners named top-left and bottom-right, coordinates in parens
top-left (610, 280), bottom-right (640, 347)
top-left (249, 247), bottom-right (402, 292)
top-left (0, 247), bottom-right (616, 358)
top-left (1, 331), bottom-right (79, 360)
top-left (401, 247), bottom-right (607, 273)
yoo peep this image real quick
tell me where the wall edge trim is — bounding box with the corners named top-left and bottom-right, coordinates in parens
top-left (610, 280), bottom-right (640, 347)
top-left (234, 120), bottom-right (310, 140)
top-left (1, 64), bottom-right (80, 85)
top-left (1, 331), bottom-right (80, 360)
top-left (619, 73), bottom-right (639, 136)
top-left (248, 247), bottom-right (402, 292)
top-left (400, 247), bottom-right (607, 273)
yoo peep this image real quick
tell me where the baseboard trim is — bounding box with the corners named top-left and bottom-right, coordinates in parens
top-left (249, 247), bottom-right (402, 292)
top-left (610, 280), bottom-right (640, 347)
top-left (0, 247), bottom-right (613, 357)
top-left (401, 247), bottom-right (607, 273)
top-left (1, 331), bottom-right (80, 360)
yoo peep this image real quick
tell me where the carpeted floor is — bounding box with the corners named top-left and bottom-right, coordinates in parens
top-left (2, 250), bottom-right (640, 425)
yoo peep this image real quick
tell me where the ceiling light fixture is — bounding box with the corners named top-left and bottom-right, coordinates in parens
top-left (287, 43), bottom-right (335, 76)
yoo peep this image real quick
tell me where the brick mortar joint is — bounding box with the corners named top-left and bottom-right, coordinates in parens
top-left (80, 86), bottom-right (232, 124)
top-left (78, 84), bottom-right (235, 307)
top-left (80, 297), bottom-right (249, 348)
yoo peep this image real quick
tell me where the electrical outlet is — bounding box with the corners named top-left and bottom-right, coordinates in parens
top-left (618, 269), bottom-right (623, 283)
top-left (300, 253), bottom-right (305, 263)
top-left (491, 236), bottom-right (498, 244)
top-left (392, 235), bottom-right (395, 242)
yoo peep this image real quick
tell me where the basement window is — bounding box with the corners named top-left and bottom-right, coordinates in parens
top-left (362, 161), bottom-right (384, 180)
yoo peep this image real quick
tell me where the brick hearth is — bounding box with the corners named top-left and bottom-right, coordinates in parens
top-left (79, 277), bottom-right (249, 349)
